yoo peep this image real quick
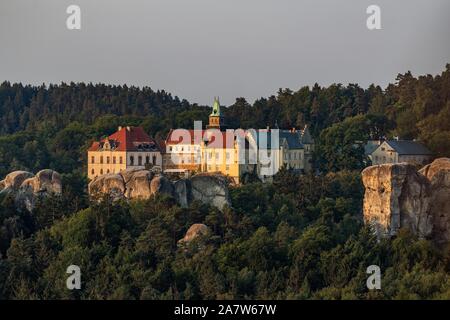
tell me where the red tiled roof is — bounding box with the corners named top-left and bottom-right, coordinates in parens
top-left (88, 126), bottom-right (159, 152)
top-left (165, 129), bottom-right (246, 149)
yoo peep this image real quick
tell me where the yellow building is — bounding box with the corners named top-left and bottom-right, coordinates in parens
top-left (164, 98), bottom-right (254, 184)
top-left (87, 126), bottom-right (162, 180)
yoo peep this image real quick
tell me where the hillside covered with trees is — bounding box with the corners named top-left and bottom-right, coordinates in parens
top-left (0, 65), bottom-right (449, 299)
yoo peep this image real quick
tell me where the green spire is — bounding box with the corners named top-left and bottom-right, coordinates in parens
top-left (210, 97), bottom-right (221, 116)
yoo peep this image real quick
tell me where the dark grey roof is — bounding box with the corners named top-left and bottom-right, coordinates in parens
top-left (253, 130), bottom-right (304, 150)
top-left (385, 140), bottom-right (433, 155)
top-left (364, 140), bottom-right (381, 155)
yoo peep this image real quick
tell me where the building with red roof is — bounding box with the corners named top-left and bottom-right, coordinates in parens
top-left (87, 126), bottom-right (162, 180)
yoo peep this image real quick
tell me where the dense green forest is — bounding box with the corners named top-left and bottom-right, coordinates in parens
top-left (0, 65), bottom-right (449, 299)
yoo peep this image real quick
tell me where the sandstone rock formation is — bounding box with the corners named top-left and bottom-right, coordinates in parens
top-left (0, 169), bottom-right (62, 211)
top-left (362, 158), bottom-right (450, 244)
top-left (88, 169), bottom-right (231, 211)
top-left (419, 158), bottom-right (450, 245)
top-left (362, 163), bottom-right (432, 239)
top-left (178, 223), bottom-right (210, 245)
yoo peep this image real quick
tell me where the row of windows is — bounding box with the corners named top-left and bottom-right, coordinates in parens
top-left (284, 152), bottom-right (303, 160)
top-left (207, 164), bottom-right (230, 171)
top-left (169, 145), bottom-right (200, 152)
top-left (92, 156), bottom-right (123, 164)
top-left (91, 168), bottom-right (113, 175)
top-left (91, 155), bottom-right (158, 166)
top-left (129, 155), bottom-right (158, 166)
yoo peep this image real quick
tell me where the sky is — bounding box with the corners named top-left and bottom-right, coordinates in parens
top-left (0, 0), bottom-right (449, 105)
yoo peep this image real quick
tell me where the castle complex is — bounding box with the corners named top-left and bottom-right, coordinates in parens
top-left (88, 98), bottom-right (314, 183)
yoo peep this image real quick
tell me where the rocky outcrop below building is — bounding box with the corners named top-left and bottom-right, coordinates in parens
top-left (88, 169), bottom-right (231, 211)
top-left (362, 158), bottom-right (450, 245)
top-left (0, 169), bottom-right (62, 211)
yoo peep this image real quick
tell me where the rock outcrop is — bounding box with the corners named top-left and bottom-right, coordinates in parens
top-left (419, 158), bottom-right (450, 245)
top-left (88, 169), bottom-right (231, 210)
top-left (362, 158), bottom-right (450, 244)
top-left (0, 169), bottom-right (62, 211)
top-left (178, 224), bottom-right (210, 245)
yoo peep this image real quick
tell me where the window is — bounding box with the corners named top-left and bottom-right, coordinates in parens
top-left (107, 157), bottom-right (110, 164)
top-left (91, 169), bottom-right (94, 175)
top-left (169, 146), bottom-right (173, 151)
top-left (91, 156), bottom-right (95, 164)
top-left (113, 157), bottom-right (116, 164)
top-left (215, 152), bottom-right (219, 159)
top-left (100, 169), bottom-right (103, 175)
top-left (119, 156), bottom-right (123, 164)
top-left (138, 156), bottom-right (142, 166)
top-left (152, 155), bottom-right (156, 165)
top-left (100, 156), bottom-right (104, 164)
top-left (107, 169), bottom-right (110, 174)
top-left (226, 152), bottom-right (230, 160)
top-left (208, 165), bottom-right (212, 170)
top-left (146, 156), bottom-right (150, 164)
top-left (209, 152), bottom-right (212, 159)
top-left (130, 156), bottom-right (134, 166)
top-left (215, 165), bottom-right (219, 171)
top-left (226, 164), bottom-right (230, 171)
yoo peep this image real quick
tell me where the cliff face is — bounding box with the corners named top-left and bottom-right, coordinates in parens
top-left (88, 169), bottom-right (231, 211)
top-left (362, 158), bottom-right (450, 244)
top-left (0, 169), bottom-right (62, 211)
top-left (419, 158), bottom-right (450, 245)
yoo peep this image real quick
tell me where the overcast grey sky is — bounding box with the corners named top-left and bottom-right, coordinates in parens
top-left (0, 0), bottom-right (449, 105)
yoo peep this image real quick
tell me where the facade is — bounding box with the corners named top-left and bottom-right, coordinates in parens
top-left (87, 126), bottom-right (162, 180)
top-left (164, 97), bottom-right (315, 184)
top-left (371, 140), bottom-right (433, 165)
top-left (164, 98), bottom-right (254, 184)
top-left (250, 126), bottom-right (314, 181)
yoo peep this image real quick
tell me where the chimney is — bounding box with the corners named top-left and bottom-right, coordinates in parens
top-left (126, 126), bottom-right (131, 131)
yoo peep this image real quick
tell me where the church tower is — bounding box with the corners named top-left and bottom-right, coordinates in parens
top-left (207, 97), bottom-right (225, 130)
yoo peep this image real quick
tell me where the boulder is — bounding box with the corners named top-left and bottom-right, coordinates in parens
top-left (0, 169), bottom-right (62, 212)
top-left (20, 169), bottom-right (62, 194)
top-left (0, 171), bottom-right (34, 192)
top-left (150, 175), bottom-right (174, 197)
top-left (362, 163), bottom-right (432, 239)
top-left (419, 157), bottom-right (450, 181)
top-left (89, 173), bottom-right (126, 201)
top-left (178, 223), bottom-right (210, 245)
top-left (122, 169), bottom-right (154, 199)
top-left (190, 174), bottom-right (231, 210)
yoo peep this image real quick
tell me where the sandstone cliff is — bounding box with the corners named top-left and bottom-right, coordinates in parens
top-left (88, 169), bottom-right (231, 211)
top-left (362, 158), bottom-right (450, 244)
top-left (0, 169), bottom-right (62, 211)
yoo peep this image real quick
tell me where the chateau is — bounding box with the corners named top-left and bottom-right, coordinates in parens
top-left (87, 98), bottom-right (314, 183)
top-left (87, 126), bottom-right (162, 180)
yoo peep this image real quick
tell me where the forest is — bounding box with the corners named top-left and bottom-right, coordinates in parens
top-left (0, 65), bottom-right (449, 299)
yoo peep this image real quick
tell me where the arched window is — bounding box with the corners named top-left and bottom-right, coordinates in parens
top-left (91, 169), bottom-right (95, 175)
top-left (152, 155), bottom-right (157, 165)
top-left (130, 156), bottom-right (134, 166)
